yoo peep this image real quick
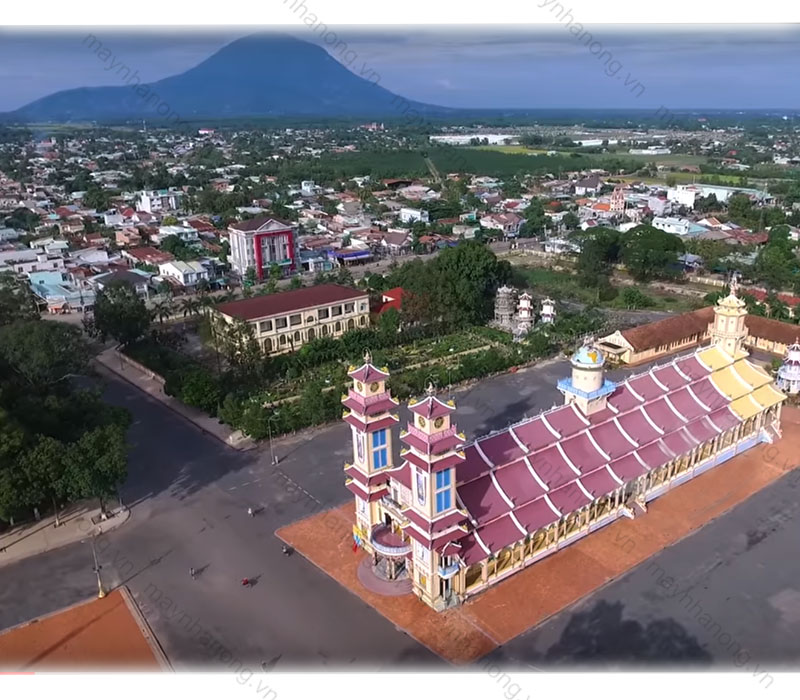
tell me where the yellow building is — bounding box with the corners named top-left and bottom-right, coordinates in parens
top-left (214, 284), bottom-right (370, 354)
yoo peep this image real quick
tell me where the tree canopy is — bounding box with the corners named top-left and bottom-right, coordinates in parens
top-left (92, 281), bottom-right (151, 347)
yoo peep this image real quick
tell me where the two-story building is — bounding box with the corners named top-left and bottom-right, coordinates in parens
top-left (227, 215), bottom-right (299, 281)
top-left (213, 284), bottom-right (370, 355)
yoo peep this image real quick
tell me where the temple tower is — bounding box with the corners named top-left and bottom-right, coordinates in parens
top-left (400, 384), bottom-right (467, 610)
top-left (709, 273), bottom-right (748, 357)
top-left (342, 352), bottom-right (400, 548)
top-left (494, 285), bottom-right (517, 330)
top-left (557, 340), bottom-right (616, 416)
top-left (777, 340), bottom-right (800, 395)
top-left (540, 297), bottom-right (556, 324)
top-left (610, 185), bottom-right (625, 213)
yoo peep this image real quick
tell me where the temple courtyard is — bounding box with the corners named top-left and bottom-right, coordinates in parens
top-left (2, 356), bottom-right (800, 670)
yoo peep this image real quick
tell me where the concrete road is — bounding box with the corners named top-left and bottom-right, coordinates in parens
top-left (484, 469), bottom-right (800, 679)
top-left (0, 356), bottom-right (572, 669)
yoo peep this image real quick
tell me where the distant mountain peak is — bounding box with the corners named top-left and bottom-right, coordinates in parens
top-left (6, 33), bottom-right (448, 123)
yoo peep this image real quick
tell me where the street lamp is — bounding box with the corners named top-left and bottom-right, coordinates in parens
top-left (89, 530), bottom-right (106, 599)
top-left (266, 410), bottom-right (280, 466)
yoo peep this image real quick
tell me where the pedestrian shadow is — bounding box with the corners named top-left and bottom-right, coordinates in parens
top-left (118, 548), bottom-right (175, 588)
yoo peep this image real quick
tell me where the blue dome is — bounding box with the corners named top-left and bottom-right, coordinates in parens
top-left (572, 345), bottom-right (604, 367)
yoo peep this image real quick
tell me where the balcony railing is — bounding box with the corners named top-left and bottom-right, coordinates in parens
top-left (370, 525), bottom-right (412, 557)
top-left (437, 562), bottom-right (460, 579)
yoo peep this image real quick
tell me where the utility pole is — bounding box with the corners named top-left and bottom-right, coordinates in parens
top-left (89, 531), bottom-right (105, 599)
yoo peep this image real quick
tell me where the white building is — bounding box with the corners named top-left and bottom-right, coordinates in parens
top-left (480, 213), bottom-right (523, 238)
top-left (399, 207), bottom-right (430, 224)
top-left (153, 224), bottom-right (199, 245)
top-left (137, 188), bottom-right (184, 214)
top-left (227, 215), bottom-right (299, 280)
top-left (301, 180), bottom-right (318, 196)
top-left (667, 185), bottom-right (699, 210)
top-left (652, 216), bottom-right (691, 236)
top-left (158, 261), bottom-right (210, 288)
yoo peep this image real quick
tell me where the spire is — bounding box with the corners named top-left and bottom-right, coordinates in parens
top-left (425, 381), bottom-right (436, 397)
top-left (364, 349), bottom-right (372, 365)
top-left (729, 270), bottom-right (740, 297)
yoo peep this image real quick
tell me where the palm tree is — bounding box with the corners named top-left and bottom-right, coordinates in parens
top-left (180, 297), bottom-right (201, 318)
top-left (152, 299), bottom-right (174, 325)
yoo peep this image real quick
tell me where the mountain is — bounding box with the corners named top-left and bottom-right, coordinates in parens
top-left (6, 34), bottom-right (453, 123)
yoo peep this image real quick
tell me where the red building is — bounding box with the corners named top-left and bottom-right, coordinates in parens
top-left (227, 215), bottom-right (299, 281)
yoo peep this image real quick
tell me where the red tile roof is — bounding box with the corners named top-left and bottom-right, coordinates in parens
top-left (228, 214), bottom-right (293, 233)
top-left (215, 284), bottom-right (367, 321)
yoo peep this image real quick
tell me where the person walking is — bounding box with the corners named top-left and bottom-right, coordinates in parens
top-left (247, 507), bottom-right (254, 517)
top-left (190, 567), bottom-right (196, 580)
top-left (241, 577), bottom-right (250, 587)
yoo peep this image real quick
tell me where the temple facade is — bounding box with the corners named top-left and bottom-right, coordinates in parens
top-left (492, 286), bottom-right (557, 338)
top-left (777, 341), bottom-right (800, 395)
top-left (343, 288), bottom-right (786, 611)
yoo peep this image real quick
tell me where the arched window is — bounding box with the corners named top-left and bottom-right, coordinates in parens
top-left (294, 330), bottom-right (301, 342)
top-left (321, 324), bottom-right (329, 336)
top-left (359, 315), bottom-right (366, 326)
top-left (335, 321), bottom-right (342, 333)
top-left (347, 318), bottom-right (355, 330)
top-left (263, 338), bottom-right (272, 351)
top-left (307, 327), bottom-right (316, 341)
top-left (279, 335), bottom-right (287, 346)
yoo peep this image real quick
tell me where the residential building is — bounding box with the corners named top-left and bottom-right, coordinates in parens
top-left (158, 260), bottom-right (210, 288)
top-left (137, 188), bottom-right (184, 213)
top-left (153, 224), bottom-right (198, 245)
top-left (652, 216), bottom-right (692, 236)
top-left (121, 246), bottom-right (175, 268)
top-left (90, 269), bottom-right (153, 300)
top-left (574, 175), bottom-right (602, 196)
top-left (667, 185), bottom-right (699, 209)
top-left (28, 270), bottom-right (95, 313)
top-left (399, 208), bottom-right (430, 224)
top-left (227, 215), bottom-right (299, 280)
top-left (214, 284), bottom-right (370, 355)
top-left (480, 213), bottom-right (522, 238)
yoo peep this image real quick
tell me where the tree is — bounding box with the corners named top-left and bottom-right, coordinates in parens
top-left (289, 276), bottom-right (303, 290)
top-left (575, 227), bottom-right (621, 290)
top-left (0, 320), bottom-right (88, 388)
top-left (161, 215), bottom-right (179, 226)
top-left (621, 225), bottom-right (684, 282)
top-left (523, 198), bottom-right (547, 238)
top-left (63, 424), bottom-right (128, 515)
top-left (244, 267), bottom-right (257, 287)
top-left (92, 281), bottom-right (151, 347)
top-left (18, 436), bottom-right (67, 526)
top-left (621, 286), bottom-right (654, 310)
top-left (562, 211), bottom-right (579, 231)
top-left (0, 272), bottom-right (39, 325)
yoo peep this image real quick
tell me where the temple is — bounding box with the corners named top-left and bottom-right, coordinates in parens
top-left (343, 286), bottom-right (786, 611)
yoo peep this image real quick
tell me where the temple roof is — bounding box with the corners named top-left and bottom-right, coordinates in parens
top-left (443, 344), bottom-right (784, 566)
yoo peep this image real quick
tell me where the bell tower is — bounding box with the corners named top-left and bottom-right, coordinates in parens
top-left (709, 273), bottom-right (748, 357)
top-left (342, 351), bottom-right (399, 543)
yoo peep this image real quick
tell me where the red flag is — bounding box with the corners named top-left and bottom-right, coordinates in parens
top-left (352, 542), bottom-right (358, 552)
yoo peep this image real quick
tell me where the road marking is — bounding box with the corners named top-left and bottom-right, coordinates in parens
top-left (228, 486), bottom-right (237, 491)
top-left (242, 482), bottom-right (251, 486)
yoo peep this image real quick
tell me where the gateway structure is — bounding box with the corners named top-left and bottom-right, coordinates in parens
top-left (343, 287), bottom-right (786, 611)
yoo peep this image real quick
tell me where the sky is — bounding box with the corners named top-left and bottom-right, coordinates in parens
top-left (0, 25), bottom-right (798, 112)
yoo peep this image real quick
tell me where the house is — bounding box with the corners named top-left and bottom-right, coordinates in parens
top-left (116, 227), bottom-right (143, 247)
top-left (647, 195), bottom-right (672, 217)
top-left (137, 188), bottom-right (184, 213)
top-left (153, 224), bottom-right (199, 245)
top-left (399, 208), bottom-right (429, 224)
top-left (667, 185), bottom-right (699, 209)
top-left (121, 246), bottom-right (175, 268)
top-left (28, 270), bottom-right (95, 314)
top-left (652, 216), bottom-right (693, 237)
top-left (158, 260), bottom-right (210, 288)
top-left (480, 213), bottom-right (522, 238)
top-left (214, 284), bottom-right (370, 355)
top-left (90, 269), bottom-right (153, 300)
top-left (574, 175), bottom-right (602, 196)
